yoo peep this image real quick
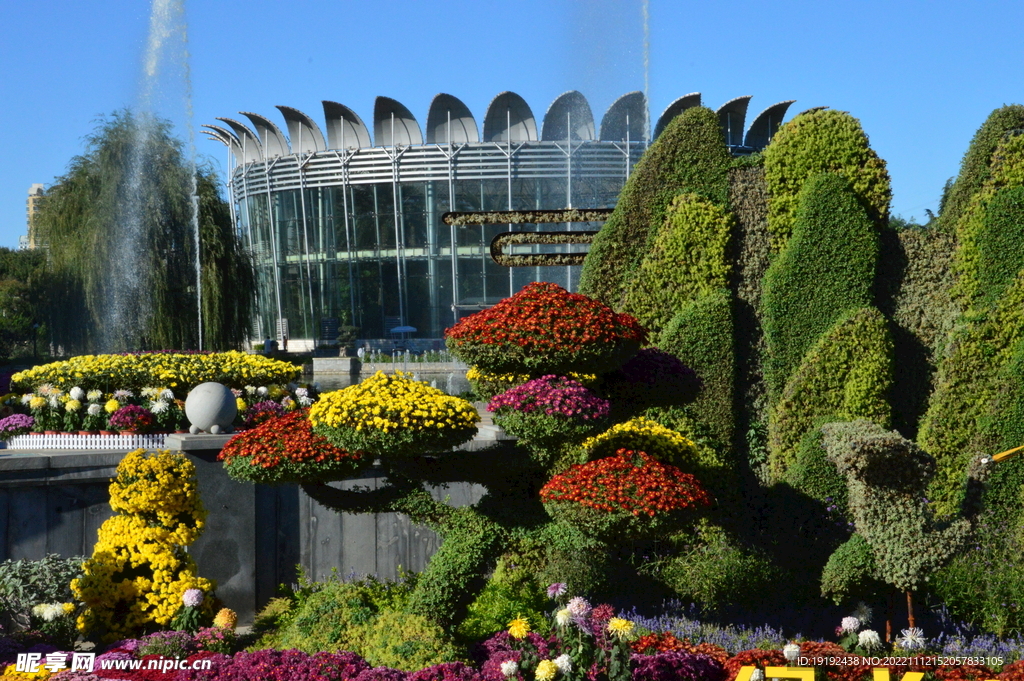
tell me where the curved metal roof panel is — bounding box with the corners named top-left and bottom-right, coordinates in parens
top-left (425, 93), bottom-right (479, 144)
top-left (241, 111), bottom-right (290, 157)
top-left (541, 90), bottom-right (595, 141)
top-left (483, 91), bottom-right (538, 143)
top-left (276, 106), bottom-right (326, 154)
top-left (744, 100), bottom-right (795, 150)
top-left (201, 124), bottom-right (244, 160)
top-left (374, 96), bottom-right (423, 147)
top-left (653, 92), bottom-right (701, 139)
top-left (323, 101), bottom-right (372, 149)
top-left (717, 96), bottom-right (752, 147)
top-left (215, 117), bottom-right (263, 163)
top-left (599, 91), bottom-right (648, 142)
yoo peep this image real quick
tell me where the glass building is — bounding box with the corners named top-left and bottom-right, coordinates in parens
top-left (203, 92), bottom-right (793, 345)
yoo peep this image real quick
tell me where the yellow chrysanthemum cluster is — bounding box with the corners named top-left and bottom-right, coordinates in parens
top-left (581, 417), bottom-right (699, 465)
top-left (12, 351), bottom-right (299, 395)
top-left (1, 664), bottom-right (51, 679)
top-left (72, 449), bottom-right (214, 641)
top-left (466, 366), bottom-right (598, 400)
top-left (310, 371), bottom-right (478, 435)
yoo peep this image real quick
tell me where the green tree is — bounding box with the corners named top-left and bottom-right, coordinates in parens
top-left (34, 111), bottom-right (254, 353)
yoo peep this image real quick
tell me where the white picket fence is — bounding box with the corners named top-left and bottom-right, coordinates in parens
top-left (5, 433), bottom-right (169, 450)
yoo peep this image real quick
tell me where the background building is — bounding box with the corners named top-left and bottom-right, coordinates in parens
top-left (25, 184), bottom-right (44, 250)
top-left (204, 92), bottom-right (792, 346)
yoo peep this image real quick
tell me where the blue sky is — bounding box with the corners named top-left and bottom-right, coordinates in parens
top-left (1, 0), bottom-right (1022, 250)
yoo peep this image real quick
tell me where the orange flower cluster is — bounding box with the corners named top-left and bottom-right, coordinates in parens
top-left (632, 632), bottom-right (687, 654)
top-left (219, 410), bottom-right (364, 485)
top-left (539, 449), bottom-right (711, 517)
top-left (723, 649), bottom-right (787, 681)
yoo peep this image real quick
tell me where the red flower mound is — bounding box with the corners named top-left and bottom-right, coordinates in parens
top-left (723, 650), bottom-right (787, 681)
top-left (632, 633), bottom-right (729, 666)
top-left (219, 409), bottom-right (366, 485)
top-left (540, 449), bottom-right (711, 540)
top-left (445, 282), bottom-right (647, 375)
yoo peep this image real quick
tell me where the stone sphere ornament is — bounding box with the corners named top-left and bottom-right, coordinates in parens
top-left (185, 382), bottom-right (237, 434)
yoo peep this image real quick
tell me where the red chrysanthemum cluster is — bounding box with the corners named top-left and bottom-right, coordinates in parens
top-left (723, 649), bottom-right (788, 681)
top-left (540, 449), bottom-right (711, 517)
top-left (445, 282), bottom-right (646, 374)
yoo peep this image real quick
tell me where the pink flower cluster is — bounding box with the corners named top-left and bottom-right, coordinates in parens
top-left (487, 376), bottom-right (610, 421)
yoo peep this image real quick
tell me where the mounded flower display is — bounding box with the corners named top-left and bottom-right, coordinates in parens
top-left (309, 371), bottom-right (479, 457)
top-left (445, 282), bottom-right (646, 375)
top-left (581, 417), bottom-right (700, 466)
top-left (219, 409), bottom-right (367, 485)
top-left (540, 449), bottom-right (712, 540)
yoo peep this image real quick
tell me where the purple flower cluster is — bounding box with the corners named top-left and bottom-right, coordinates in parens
top-left (354, 667), bottom-right (408, 681)
top-left (406, 661), bottom-right (481, 681)
top-left (474, 631), bottom-right (552, 681)
top-left (108, 404), bottom-right (155, 431)
top-left (178, 649), bottom-right (370, 681)
top-left (631, 652), bottom-right (726, 681)
top-left (487, 376), bottom-right (610, 420)
top-left (244, 400), bottom-right (287, 428)
top-left (0, 413), bottom-right (33, 439)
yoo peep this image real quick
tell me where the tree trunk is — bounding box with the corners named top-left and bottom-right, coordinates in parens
top-left (906, 590), bottom-right (915, 629)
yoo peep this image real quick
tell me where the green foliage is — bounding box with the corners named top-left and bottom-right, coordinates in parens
top-left (938, 104), bottom-right (1024, 233)
top-left (0, 249), bottom-right (47, 361)
top-left (0, 554), bottom-right (84, 628)
top-left (977, 338), bottom-right (1024, 524)
top-left (623, 194), bottom-right (734, 332)
top-left (918, 272), bottom-right (1024, 516)
top-left (785, 419), bottom-right (848, 512)
top-left (34, 110), bottom-right (254, 352)
top-left (580, 107), bottom-right (731, 307)
top-left (972, 186), bottom-right (1024, 305)
top-left (761, 173), bottom-right (879, 399)
top-left (819, 533), bottom-right (878, 604)
top-left (249, 597), bottom-right (293, 643)
top-left (360, 610), bottom-right (466, 670)
top-left (456, 557), bottom-right (549, 641)
top-left (768, 308), bottom-right (893, 479)
top-left (763, 109), bottom-right (891, 249)
top-left (659, 288), bottom-right (736, 449)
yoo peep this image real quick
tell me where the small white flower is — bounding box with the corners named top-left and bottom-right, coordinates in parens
top-left (297, 395), bottom-right (313, 407)
top-left (87, 403), bottom-right (103, 417)
top-left (48, 395), bottom-right (61, 409)
top-left (20, 393), bottom-right (34, 405)
top-left (150, 400), bottom-right (169, 414)
top-left (500, 660), bottom-right (519, 678)
top-left (858, 630), bottom-right (882, 650)
top-left (140, 387), bottom-right (158, 398)
top-left (553, 654), bottom-right (572, 675)
top-left (783, 643), bottom-right (801, 663)
top-left (841, 616), bottom-right (860, 633)
top-left (245, 385), bottom-right (257, 395)
top-left (749, 670), bottom-right (765, 681)
top-left (32, 603), bottom-right (65, 622)
top-left (182, 588), bottom-right (204, 607)
top-left (160, 389), bottom-right (174, 401)
top-left (295, 387), bottom-right (308, 398)
top-left (257, 386), bottom-right (269, 396)
top-left (896, 627), bottom-right (926, 650)
top-left (555, 608), bottom-right (571, 627)
top-left (566, 596), bottom-right (591, 617)
top-left (113, 389), bottom-right (133, 400)
top-left (853, 602), bottom-right (873, 625)
top-left (87, 389), bottom-right (103, 402)
top-left (69, 387), bottom-right (85, 401)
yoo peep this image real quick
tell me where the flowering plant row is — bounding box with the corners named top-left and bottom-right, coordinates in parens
top-left (219, 409), bottom-right (367, 485)
top-left (466, 367), bottom-right (597, 402)
top-left (309, 372), bottom-right (479, 457)
top-left (580, 418), bottom-right (699, 467)
top-left (446, 283), bottom-right (646, 376)
top-left (10, 351), bottom-right (300, 396)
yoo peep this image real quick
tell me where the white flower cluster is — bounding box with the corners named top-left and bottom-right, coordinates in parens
top-left (500, 660), bottom-right (518, 677)
top-left (896, 627), bottom-right (926, 650)
top-left (858, 629), bottom-right (882, 650)
top-left (31, 603), bottom-right (66, 622)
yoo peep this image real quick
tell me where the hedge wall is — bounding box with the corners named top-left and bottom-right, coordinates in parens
top-left (659, 287), bottom-right (736, 448)
top-left (579, 107), bottom-right (731, 307)
top-left (762, 109), bottom-right (891, 249)
top-left (768, 307), bottom-right (893, 480)
top-left (761, 173), bottom-right (879, 401)
top-left (938, 104), bottom-right (1024, 233)
top-left (624, 194), bottom-right (734, 332)
top-left (918, 272), bottom-right (1024, 517)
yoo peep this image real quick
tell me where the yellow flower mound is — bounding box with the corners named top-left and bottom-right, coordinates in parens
top-left (467, 366), bottom-right (598, 400)
top-left (581, 417), bottom-right (699, 465)
top-left (309, 371), bottom-right (479, 456)
top-left (1, 664), bottom-right (51, 680)
top-left (72, 449), bottom-right (214, 641)
top-left (12, 351), bottom-right (299, 396)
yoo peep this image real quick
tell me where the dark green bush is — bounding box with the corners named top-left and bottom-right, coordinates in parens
top-left (763, 109), bottom-right (891, 249)
top-left (761, 173), bottom-right (879, 400)
top-left (938, 104), bottom-right (1024, 233)
top-left (785, 419), bottom-right (848, 512)
top-left (768, 307), bottom-right (892, 479)
top-left (580, 107), bottom-right (731, 307)
top-left (659, 288), bottom-right (736, 449)
top-left (456, 557), bottom-right (550, 641)
top-left (819, 533), bottom-right (879, 605)
top-left (624, 194), bottom-right (735, 332)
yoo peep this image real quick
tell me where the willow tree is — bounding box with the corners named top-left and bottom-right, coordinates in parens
top-left (35, 111), bottom-right (254, 353)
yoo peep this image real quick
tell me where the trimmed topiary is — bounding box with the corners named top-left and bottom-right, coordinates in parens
top-left (598, 347), bottom-right (701, 416)
top-left (659, 288), bottom-right (736, 449)
top-left (938, 104), bottom-right (1024, 233)
top-left (763, 109), bottom-right (891, 249)
top-left (445, 282), bottom-right (646, 376)
top-left (819, 533), bottom-right (878, 605)
top-left (761, 173), bottom-right (879, 400)
top-left (784, 418), bottom-right (848, 513)
top-left (768, 307), bottom-right (893, 480)
top-left (623, 193), bottom-right (735, 332)
top-left (579, 106), bottom-right (731, 307)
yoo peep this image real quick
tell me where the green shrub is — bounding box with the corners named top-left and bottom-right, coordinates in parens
top-left (938, 104), bottom-right (1024, 233)
top-left (0, 554), bottom-right (84, 629)
top-left (977, 338), bottom-right (1024, 525)
top-left (248, 597), bottom-right (294, 644)
top-left (785, 419), bottom-right (848, 512)
top-left (456, 557), bottom-right (549, 641)
top-left (580, 107), bottom-right (731, 307)
top-left (761, 173), bottom-right (879, 399)
top-left (768, 307), bottom-right (893, 480)
top-left (623, 194), bottom-right (734, 332)
top-left (819, 533), bottom-right (879, 605)
top-left (918, 272), bottom-right (1024, 516)
top-left (360, 610), bottom-right (465, 670)
top-left (763, 109), bottom-right (891, 249)
top-left (659, 288), bottom-right (736, 449)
